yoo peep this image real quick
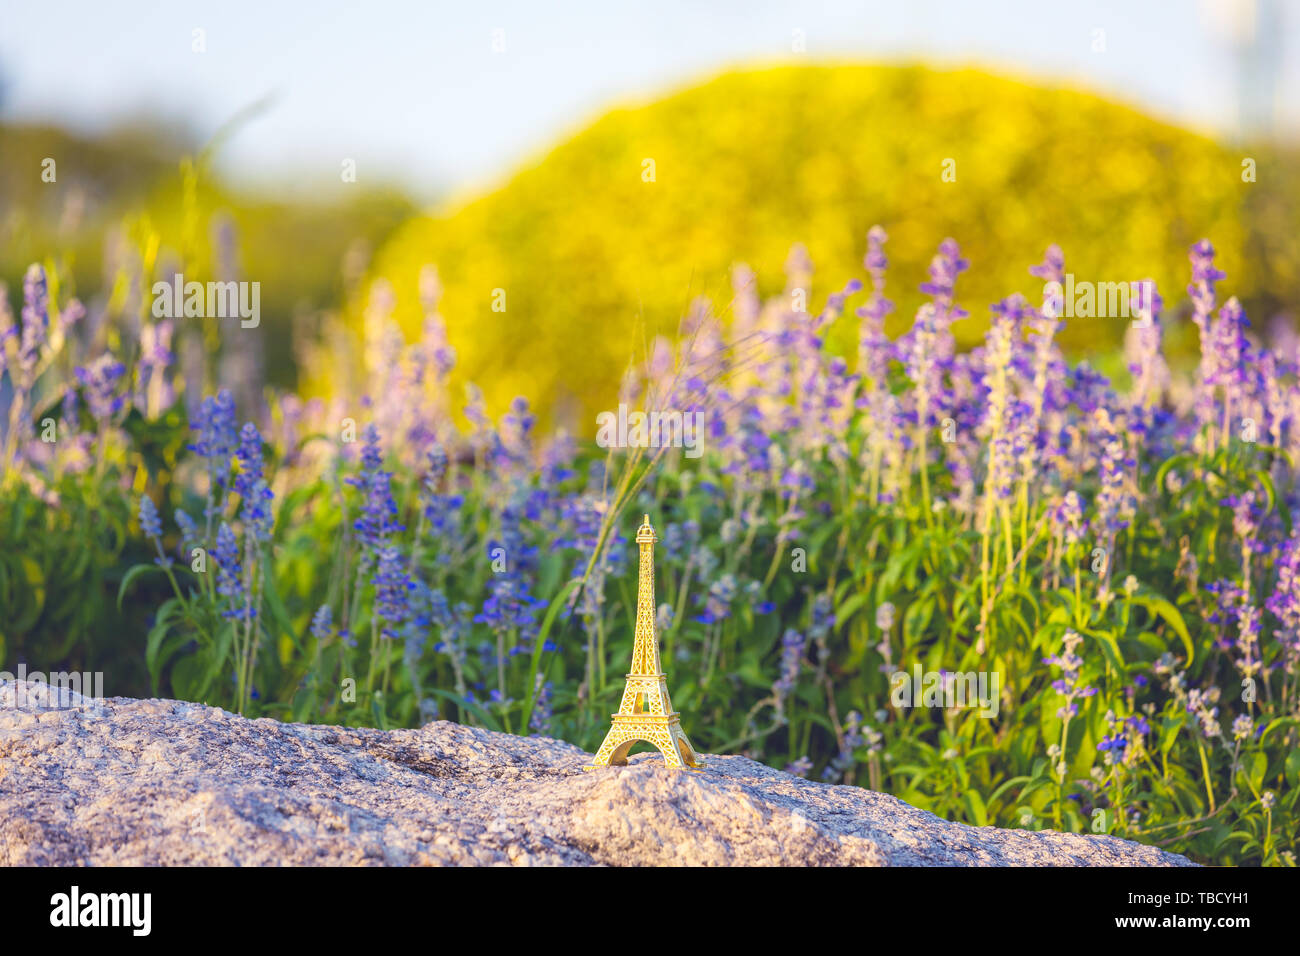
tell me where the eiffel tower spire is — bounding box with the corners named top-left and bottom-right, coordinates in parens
top-left (586, 514), bottom-right (704, 770)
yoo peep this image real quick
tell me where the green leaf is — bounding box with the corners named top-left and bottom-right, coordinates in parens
top-left (988, 775), bottom-right (1031, 804)
top-left (144, 600), bottom-right (184, 693)
top-left (1239, 752), bottom-right (1268, 794)
top-left (1130, 595), bottom-right (1194, 665)
top-left (963, 788), bottom-right (988, 827)
top-left (170, 655), bottom-right (206, 701)
top-left (12, 556), bottom-right (46, 632)
top-left (193, 621), bottom-right (235, 700)
top-left (1158, 715), bottom-right (1183, 756)
top-left (835, 592), bottom-right (868, 629)
top-left (1085, 627), bottom-right (1126, 673)
top-left (1257, 715), bottom-right (1297, 744)
top-left (118, 562), bottom-right (164, 610)
top-left (520, 577), bottom-right (583, 731)
top-left (1253, 468), bottom-right (1277, 516)
top-left (1153, 453), bottom-right (1194, 497)
top-left (260, 566), bottom-right (299, 652)
top-left (807, 513), bottom-right (846, 557)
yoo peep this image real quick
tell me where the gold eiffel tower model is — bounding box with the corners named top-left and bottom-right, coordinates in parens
top-left (585, 514), bottom-right (705, 770)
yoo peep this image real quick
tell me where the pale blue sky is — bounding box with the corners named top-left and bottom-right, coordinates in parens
top-left (1, 0), bottom-right (1295, 201)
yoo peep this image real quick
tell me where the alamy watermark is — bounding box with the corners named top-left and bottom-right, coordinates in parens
top-left (50, 886), bottom-right (151, 936)
top-left (595, 403), bottom-right (704, 458)
top-left (1, 665), bottom-right (104, 711)
top-left (890, 665), bottom-right (1001, 718)
top-left (1043, 276), bottom-right (1155, 324)
top-left (152, 273), bottom-right (260, 328)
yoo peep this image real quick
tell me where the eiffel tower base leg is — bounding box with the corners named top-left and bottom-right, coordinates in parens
top-left (585, 722), bottom-right (705, 771)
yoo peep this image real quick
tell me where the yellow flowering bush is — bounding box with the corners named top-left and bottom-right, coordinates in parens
top-left (360, 64), bottom-right (1296, 424)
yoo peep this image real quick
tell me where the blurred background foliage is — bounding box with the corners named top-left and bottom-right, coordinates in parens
top-left (1, 119), bottom-right (416, 391)
top-left (360, 64), bottom-right (1300, 428)
top-left (5, 63), bottom-right (1300, 428)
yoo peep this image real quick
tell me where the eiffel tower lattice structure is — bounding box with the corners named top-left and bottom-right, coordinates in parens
top-left (585, 514), bottom-right (704, 770)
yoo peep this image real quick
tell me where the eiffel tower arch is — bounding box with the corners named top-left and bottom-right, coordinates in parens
top-left (586, 515), bottom-right (705, 770)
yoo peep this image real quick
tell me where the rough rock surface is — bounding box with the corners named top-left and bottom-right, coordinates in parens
top-left (0, 680), bottom-right (1194, 866)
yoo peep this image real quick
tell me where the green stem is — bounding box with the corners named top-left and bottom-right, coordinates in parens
top-left (1196, 738), bottom-right (1217, 812)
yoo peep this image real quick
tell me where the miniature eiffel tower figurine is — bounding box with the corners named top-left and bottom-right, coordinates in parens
top-left (586, 514), bottom-right (705, 770)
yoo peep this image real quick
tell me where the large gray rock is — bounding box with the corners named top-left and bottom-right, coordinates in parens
top-left (0, 680), bottom-right (1194, 866)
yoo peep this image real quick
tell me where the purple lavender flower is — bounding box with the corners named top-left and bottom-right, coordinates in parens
top-left (1232, 714), bottom-right (1254, 741)
top-left (854, 227), bottom-right (897, 425)
top-left (1205, 577), bottom-right (1248, 653)
top-left (978, 296), bottom-right (1025, 508)
top-left (232, 424), bottom-right (274, 544)
top-left (745, 579), bottom-right (775, 615)
top-left (809, 592), bottom-right (835, 641)
top-left (138, 494), bottom-right (173, 568)
top-left (695, 573), bottom-right (738, 625)
top-left (1016, 249), bottom-right (1072, 488)
top-left (1028, 244), bottom-right (1065, 285)
top-left (1235, 603), bottom-right (1262, 682)
top-left (1186, 687), bottom-right (1222, 739)
top-left (1266, 530), bottom-right (1300, 662)
top-left (74, 354), bottom-right (127, 423)
top-left (373, 545), bottom-right (413, 641)
top-left (347, 424), bottom-right (404, 556)
top-left (1207, 296), bottom-right (1254, 424)
top-left (1188, 240), bottom-right (1226, 431)
top-left (1092, 408), bottom-right (1135, 536)
top-left (1096, 733), bottom-right (1127, 754)
top-left (175, 510), bottom-right (199, 555)
top-left (898, 304), bottom-right (945, 428)
top-left (1189, 240), bottom-right (1226, 316)
top-left (430, 590), bottom-right (470, 657)
top-left (864, 225), bottom-right (889, 279)
top-left (310, 604), bottom-right (334, 643)
top-left (1044, 631), bottom-right (1097, 718)
top-left (920, 238), bottom-right (970, 320)
top-left (499, 396), bottom-right (536, 468)
top-left (660, 520), bottom-right (694, 564)
top-left (773, 628), bottom-right (806, 702)
top-left (1097, 709), bottom-right (1147, 766)
top-left (476, 499), bottom-right (547, 655)
top-left (821, 710), bottom-right (865, 782)
top-left (0, 282), bottom-right (16, 368)
top-left (1125, 280), bottom-right (1167, 432)
top-left (420, 444), bottom-right (464, 536)
top-left (530, 674), bottom-right (554, 734)
top-left (138, 494), bottom-right (163, 539)
top-left (213, 523), bottom-right (244, 618)
top-left (1225, 491), bottom-right (1262, 554)
top-left (242, 478), bottom-right (274, 545)
top-left (189, 390), bottom-right (238, 489)
top-left (234, 422), bottom-right (265, 498)
top-left (18, 265), bottom-right (48, 378)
